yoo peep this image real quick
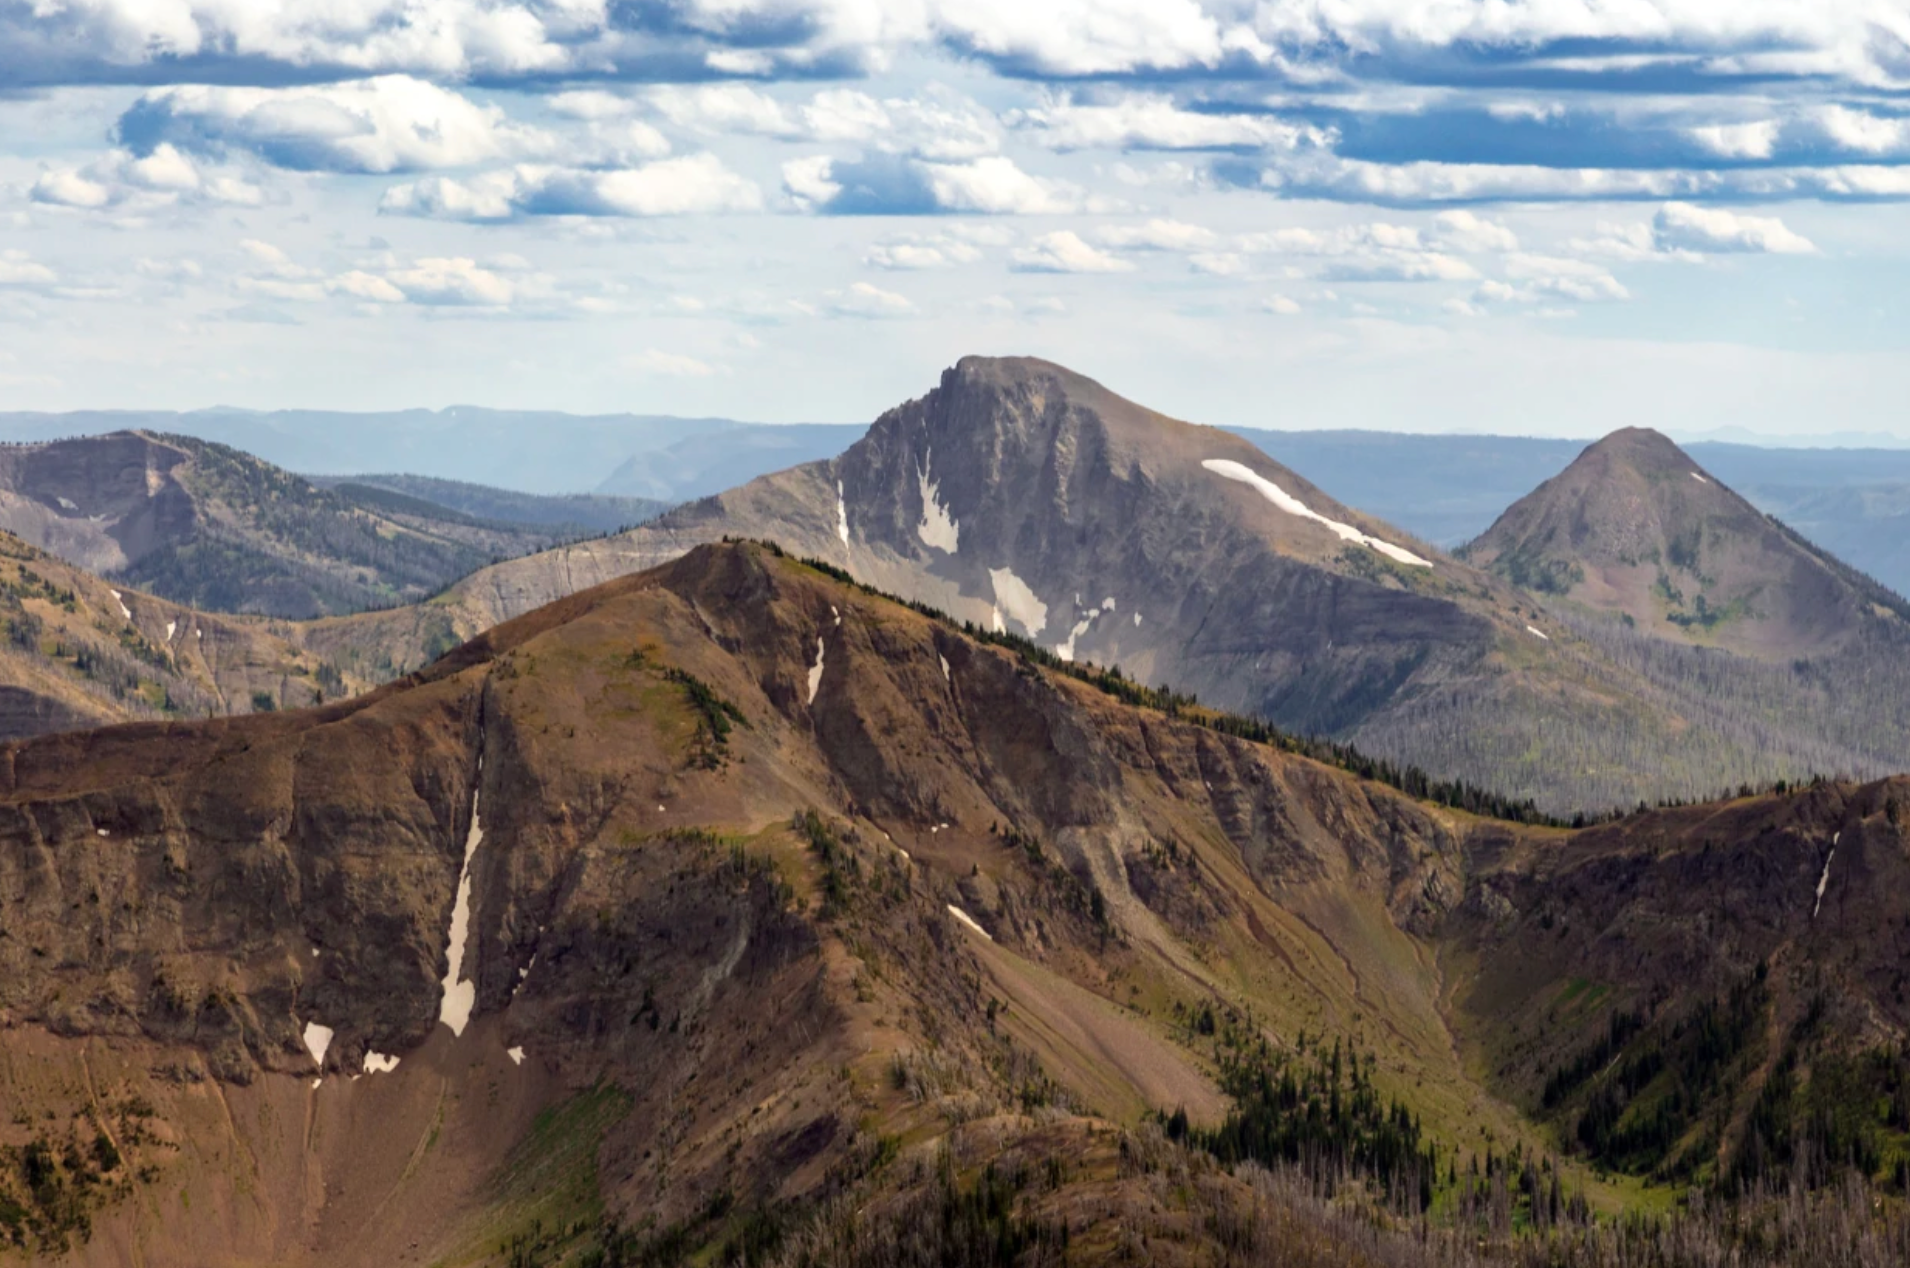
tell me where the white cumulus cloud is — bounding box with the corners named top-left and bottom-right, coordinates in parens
top-left (1010, 230), bottom-right (1134, 274)
top-left (381, 154), bottom-right (761, 220)
top-left (119, 76), bottom-right (561, 174)
top-left (1652, 202), bottom-right (1817, 254)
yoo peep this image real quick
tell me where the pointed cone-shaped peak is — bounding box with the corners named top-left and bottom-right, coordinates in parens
top-left (1466, 426), bottom-right (1899, 657)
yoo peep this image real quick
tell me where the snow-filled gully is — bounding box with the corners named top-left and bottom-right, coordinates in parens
top-left (1814, 832), bottom-right (1838, 920)
top-left (437, 765), bottom-right (485, 1037)
top-left (1201, 458), bottom-right (1432, 567)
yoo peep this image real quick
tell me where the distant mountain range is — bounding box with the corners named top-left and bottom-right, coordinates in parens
top-left (5, 409), bottom-right (1905, 598)
top-left (0, 407), bottom-right (860, 502)
top-left (0, 431), bottom-right (609, 619)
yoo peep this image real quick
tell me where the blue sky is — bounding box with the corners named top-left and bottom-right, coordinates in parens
top-left (2, 1), bottom-right (1909, 439)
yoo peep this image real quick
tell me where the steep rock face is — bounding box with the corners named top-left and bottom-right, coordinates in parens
top-left (1465, 427), bottom-right (1910, 659)
top-left (0, 432), bottom-right (197, 575)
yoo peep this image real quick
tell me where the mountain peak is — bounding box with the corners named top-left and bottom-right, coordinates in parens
top-left (1466, 425), bottom-right (1900, 657)
top-left (1576, 426), bottom-right (1708, 477)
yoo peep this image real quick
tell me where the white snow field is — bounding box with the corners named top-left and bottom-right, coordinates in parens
top-left (1201, 459), bottom-right (1432, 567)
top-left (988, 567), bottom-right (1047, 635)
top-left (915, 449), bottom-right (960, 553)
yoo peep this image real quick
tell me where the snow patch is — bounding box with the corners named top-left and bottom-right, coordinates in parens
top-left (302, 1021), bottom-right (334, 1068)
top-left (1201, 459), bottom-right (1432, 568)
top-left (109, 589), bottom-right (132, 621)
top-left (1814, 847), bottom-right (1835, 919)
top-left (507, 1046), bottom-right (525, 1066)
top-left (1101, 597), bottom-right (1116, 612)
top-left (96, 828), bottom-right (107, 838)
top-left (915, 449), bottom-right (959, 553)
top-left (939, 654), bottom-right (950, 683)
top-left (437, 777), bottom-right (485, 1037)
top-left (165, 621), bottom-right (176, 642)
top-left (1056, 611), bottom-right (1098, 663)
top-left (807, 636), bottom-right (826, 705)
top-left (362, 1051), bottom-right (400, 1074)
top-left (1133, 612), bottom-right (1142, 627)
top-left (1691, 472), bottom-right (1709, 484)
top-left (947, 905), bottom-right (992, 940)
top-left (988, 568), bottom-right (1047, 636)
top-left (836, 481), bottom-right (850, 545)
top-left (311, 1078), bottom-right (322, 1089)
top-left (1526, 625), bottom-right (1550, 641)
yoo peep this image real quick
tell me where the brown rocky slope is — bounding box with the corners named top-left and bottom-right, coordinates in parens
top-left (0, 542), bottom-right (1906, 1262)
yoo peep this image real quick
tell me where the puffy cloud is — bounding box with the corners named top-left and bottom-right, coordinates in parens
top-left (1262, 294), bottom-right (1301, 315)
top-left (1008, 94), bottom-right (1327, 152)
top-left (232, 241), bottom-right (549, 309)
top-left (1432, 210), bottom-right (1518, 253)
top-left (1651, 202), bottom-right (1817, 254)
top-left (381, 154), bottom-right (762, 221)
top-left (1322, 252), bottom-right (1475, 283)
top-left (117, 76), bottom-right (559, 174)
top-left (927, 157), bottom-right (1081, 214)
top-left (933, 0), bottom-right (1234, 75)
top-left (1813, 105), bottom-right (1909, 155)
top-left (1497, 255), bottom-right (1631, 302)
top-left (1688, 120), bottom-right (1782, 161)
top-left (785, 154), bottom-right (1080, 215)
top-left (651, 84), bottom-right (997, 161)
top-left (30, 143), bottom-right (261, 211)
top-left (1094, 219), bottom-right (1217, 251)
top-left (381, 257), bottom-right (515, 306)
top-left (823, 281), bottom-right (917, 318)
top-left (329, 270), bottom-right (407, 303)
top-left (1231, 221), bottom-right (1471, 282)
top-left (1010, 231), bottom-right (1133, 274)
top-left (548, 90), bottom-right (640, 121)
top-left (1189, 252), bottom-right (1248, 276)
top-left (863, 231), bottom-right (986, 270)
top-left (0, 251), bottom-right (58, 289)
